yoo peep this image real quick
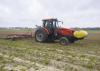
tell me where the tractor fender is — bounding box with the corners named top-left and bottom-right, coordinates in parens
top-left (43, 28), bottom-right (49, 34)
top-left (35, 27), bottom-right (49, 35)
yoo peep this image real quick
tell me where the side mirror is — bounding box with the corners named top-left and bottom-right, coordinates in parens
top-left (62, 22), bottom-right (63, 24)
top-left (58, 21), bottom-right (63, 24)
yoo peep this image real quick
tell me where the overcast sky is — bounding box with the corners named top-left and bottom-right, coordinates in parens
top-left (0, 0), bottom-right (100, 28)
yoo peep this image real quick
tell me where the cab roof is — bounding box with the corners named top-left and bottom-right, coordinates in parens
top-left (42, 18), bottom-right (58, 21)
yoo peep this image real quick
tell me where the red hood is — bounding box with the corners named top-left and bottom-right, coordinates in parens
top-left (58, 28), bottom-right (74, 31)
top-left (56, 28), bottom-right (75, 36)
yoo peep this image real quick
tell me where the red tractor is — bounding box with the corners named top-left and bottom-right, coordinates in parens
top-left (35, 18), bottom-right (88, 45)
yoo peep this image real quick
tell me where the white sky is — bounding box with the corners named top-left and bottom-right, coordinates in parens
top-left (0, 0), bottom-right (100, 28)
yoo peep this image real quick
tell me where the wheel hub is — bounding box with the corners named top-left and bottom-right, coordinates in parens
top-left (36, 33), bottom-right (44, 42)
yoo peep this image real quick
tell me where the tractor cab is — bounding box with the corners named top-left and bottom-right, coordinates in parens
top-left (43, 18), bottom-right (58, 28)
top-left (42, 18), bottom-right (62, 32)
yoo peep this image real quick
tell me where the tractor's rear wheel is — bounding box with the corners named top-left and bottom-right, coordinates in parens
top-left (59, 37), bottom-right (70, 45)
top-left (35, 30), bottom-right (47, 42)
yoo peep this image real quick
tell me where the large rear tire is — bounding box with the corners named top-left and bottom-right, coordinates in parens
top-left (35, 30), bottom-right (47, 42)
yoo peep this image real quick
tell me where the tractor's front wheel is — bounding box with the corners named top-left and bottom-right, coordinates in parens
top-left (35, 30), bottom-right (47, 42)
top-left (59, 37), bottom-right (70, 45)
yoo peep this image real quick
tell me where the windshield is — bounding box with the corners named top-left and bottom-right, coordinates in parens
top-left (56, 21), bottom-right (63, 28)
top-left (56, 22), bottom-right (60, 28)
top-left (43, 20), bottom-right (63, 29)
top-left (52, 21), bottom-right (60, 28)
